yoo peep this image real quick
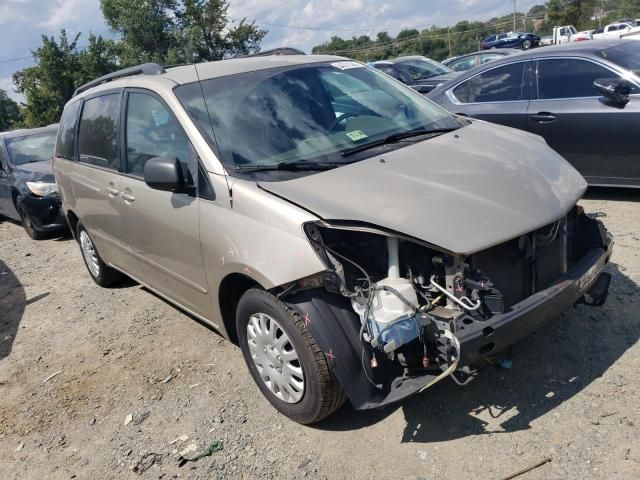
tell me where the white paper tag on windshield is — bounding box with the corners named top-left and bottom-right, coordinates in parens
top-left (331, 61), bottom-right (363, 70)
top-left (346, 130), bottom-right (368, 141)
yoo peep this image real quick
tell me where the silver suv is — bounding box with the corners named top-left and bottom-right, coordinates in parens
top-left (53, 56), bottom-right (613, 424)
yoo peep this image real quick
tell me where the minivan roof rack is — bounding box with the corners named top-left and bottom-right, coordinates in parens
top-left (73, 63), bottom-right (166, 97)
top-left (239, 47), bottom-right (305, 58)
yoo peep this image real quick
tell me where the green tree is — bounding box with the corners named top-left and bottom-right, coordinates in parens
top-left (546, 0), bottom-right (596, 29)
top-left (13, 30), bottom-right (120, 127)
top-left (100, 0), bottom-right (177, 63)
top-left (100, 0), bottom-right (266, 63)
top-left (13, 31), bottom-right (81, 127)
top-left (0, 90), bottom-right (22, 132)
top-left (178, 0), bottom-right (265, 61)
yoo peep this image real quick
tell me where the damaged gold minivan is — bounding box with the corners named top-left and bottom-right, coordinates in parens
top-left (53, 55), bottom-right (613, 423)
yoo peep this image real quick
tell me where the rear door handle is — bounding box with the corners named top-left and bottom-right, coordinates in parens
top-left (121, 192), bottom-right (135, 202)
top-left (530, 112), bottom-right (556, 124)
top-left (106, 186), bottom-right (119, 197)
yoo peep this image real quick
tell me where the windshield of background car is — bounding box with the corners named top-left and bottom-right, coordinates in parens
top-left (175, 61), bottom-right (459, 173)
top-left (6, 131), bottom-right (56, 165)
top-left (601, 42), bottom-right (640, 76)
top-left (395, 58), bottom-right (452, 80)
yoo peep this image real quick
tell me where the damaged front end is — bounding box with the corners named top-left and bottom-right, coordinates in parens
top-left (282, 206), bottom-right (613, 410)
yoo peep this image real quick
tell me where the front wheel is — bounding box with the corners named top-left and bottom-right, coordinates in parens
top-left (522, 39), bottom-right (532, 49)
top-left (236, 289), bottom-right (345, 424)
top-left (16, 201), bottom-right (45, 240)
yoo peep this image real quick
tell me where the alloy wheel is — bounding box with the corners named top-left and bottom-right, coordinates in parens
top-left (79, 230), bottom-right (100, 278)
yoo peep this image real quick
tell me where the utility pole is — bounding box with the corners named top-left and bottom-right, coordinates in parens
top-left (512, 0), bottom-right (517, 32)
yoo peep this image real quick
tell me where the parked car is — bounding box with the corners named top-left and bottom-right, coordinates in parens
top-left (482, 31), bottom-right (540, 50)
top-left (427, 39), bottom-right (640, 188)
top-left (0, 124), bottom-right (66, 239)
top-left (540, 25), bottom-right (584, 45)
top-left (442, 49), bottom-right (520, 72)
top-left (54, 55), bottom-right (612, 424)
top-left (592, 22), bottom-right (640, 40)
top-left (369, 56), bottom-right (459, 93)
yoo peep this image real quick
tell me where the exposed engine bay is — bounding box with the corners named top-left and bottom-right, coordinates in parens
top-left (288, 205), bottom-right (612, 401)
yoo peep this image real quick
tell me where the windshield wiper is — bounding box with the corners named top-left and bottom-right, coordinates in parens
top-left (234, 160), bottom-right (346, 172)
top-left (341, 128), bottom-right (458, 157)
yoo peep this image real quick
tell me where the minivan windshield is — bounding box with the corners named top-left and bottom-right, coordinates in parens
top-left (6, 131), bottom-right (57, 165)
top-left (601, 42), bottom-right (640, 76)
top-left (175, 61), bottom-right (460, 174)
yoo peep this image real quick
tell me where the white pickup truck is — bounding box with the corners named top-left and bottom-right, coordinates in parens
top-left (540, 25), bottom-right (592, 45)
top-left (592, 22), bottom-right (640, 39)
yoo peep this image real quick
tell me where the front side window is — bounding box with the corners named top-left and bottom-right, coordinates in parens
top-left (449, 56), bottom-right (477, 72)
top-left (125, 92), bottom-right (190, 179)
top-left (176, 62), bottom-right (460, 177)
top-left (536, 58), bottom-right (636, 99)
top-left (55, 100), bottom-right (81, 160)
top-left (395, 58), bottom-right (452, 81)
top-left (6, 131), bottom-right (57, 165)
top-left (479, 54), bottom-right (502, 65)
top-left (78, 93), bottom-right (121, 170)
top-left (374, 65), bottom-right (405, 82)
top-left (453, 62), bottom-right (526, 103)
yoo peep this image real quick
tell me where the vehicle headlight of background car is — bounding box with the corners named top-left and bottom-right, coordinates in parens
top-left (26, 181), bottom-right (58, 197)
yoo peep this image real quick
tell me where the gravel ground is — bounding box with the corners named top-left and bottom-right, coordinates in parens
top-left (0, 187), bottom-right (639, 480)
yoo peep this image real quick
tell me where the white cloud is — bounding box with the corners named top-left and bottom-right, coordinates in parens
top-left (0, 76), bottom-right (23, 103)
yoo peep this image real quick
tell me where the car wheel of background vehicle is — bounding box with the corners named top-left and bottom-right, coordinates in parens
top-left (236, 288), bottom-right (346, 424)
top-left (522, 39), bottom-right (532, 49)
top-left (76, 223), bottom-right (123, 287)
top-left (16, 201), bottom-right (45, 240)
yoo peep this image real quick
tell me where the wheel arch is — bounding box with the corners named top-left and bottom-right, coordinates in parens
top-left (218, 272), bottom-right (262, 344)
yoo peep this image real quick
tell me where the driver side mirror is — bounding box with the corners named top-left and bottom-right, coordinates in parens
top-left (593, 78), bottom-right (631, 107)
top-left (144, 156), bottom-right (186, 192)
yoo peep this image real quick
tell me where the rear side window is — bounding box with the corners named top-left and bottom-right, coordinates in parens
top-left (536, 59), bottom-right (635, 99)
top-left (55, 100), bottom-right (80, 160)
top-left (453, 62), bottom-right (526, 103)
top-left (125, 92), bottom-right (191, 180)
top-left (78, 93), bottom-right (121, 170)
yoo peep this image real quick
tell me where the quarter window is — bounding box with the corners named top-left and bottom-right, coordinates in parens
top-left (78, 94), bottom-right (121, 170)
top-left (536, 59), bottom-right (633, 99)
top-left (125, 92), bottom-right (191, 181)
top-left (55, 100), bottom-right (80, 160)
top-left (453, 62), bottom-right (526, 103)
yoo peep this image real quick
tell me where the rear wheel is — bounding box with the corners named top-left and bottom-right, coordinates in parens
top-left (236, 289), bottom-right (345, 424)
top-left (16, 202), bottom-right (45, 240)
top-left (77, 223), bottom-right (123, 287)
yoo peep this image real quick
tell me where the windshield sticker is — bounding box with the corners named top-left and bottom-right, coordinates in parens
top-left (331, 61), bottom-right (363, 70)
top-left (346, 130), bottom-right (368, 141)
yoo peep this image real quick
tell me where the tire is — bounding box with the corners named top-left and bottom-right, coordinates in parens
top-left (16, 201), bottom-right (45, 240)
top-left (236, 289), bottom-right (346, 424)
top-left (522, 39), bottom-right (532, 49)
top-left (76, 222), bottom-right (123, 287)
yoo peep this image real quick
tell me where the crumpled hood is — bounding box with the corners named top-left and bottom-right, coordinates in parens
top-left (259, 121), bottom-right (587, 254)
top-left (13, 159), bottom-right (55, 183)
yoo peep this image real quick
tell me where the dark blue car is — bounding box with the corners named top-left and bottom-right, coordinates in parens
top-left (482, 32), bottom-right (540, 50)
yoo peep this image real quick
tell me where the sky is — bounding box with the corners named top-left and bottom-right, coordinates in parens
top-left (0, 0), bottom-right (541, 102)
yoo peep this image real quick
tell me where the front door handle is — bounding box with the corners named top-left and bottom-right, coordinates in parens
top-left (530, 112), bottom-right (556, 124)
top-left (121, 192), bottom-right (135, 202)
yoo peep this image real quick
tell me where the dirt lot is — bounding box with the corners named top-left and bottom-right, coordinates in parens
top-left (0, 188), bottom-right (639, 480)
